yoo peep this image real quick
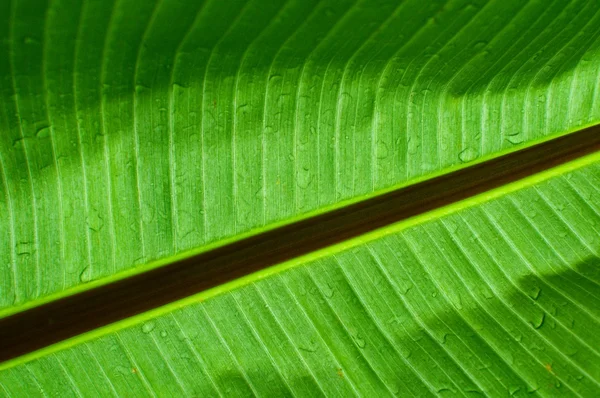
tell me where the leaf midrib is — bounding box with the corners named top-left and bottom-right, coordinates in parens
top-left (0, 124), bottom-right (599, 365)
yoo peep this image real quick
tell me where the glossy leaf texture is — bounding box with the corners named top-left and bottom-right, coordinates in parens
top-left (2, 0), bottom-right (600, 311)
top-left (2, 149), bottom-right (600, 396)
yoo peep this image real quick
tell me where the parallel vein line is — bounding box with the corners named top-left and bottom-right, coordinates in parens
top-left (459, 210), bottom-right (600, 388)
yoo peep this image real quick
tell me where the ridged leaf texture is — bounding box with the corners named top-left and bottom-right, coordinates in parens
top-left (1, 0), bottom-right (600, 396)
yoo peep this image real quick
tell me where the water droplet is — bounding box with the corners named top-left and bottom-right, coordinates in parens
top-left (401, 347), bottom-right (412, 359)
top-left (530, 312), bottom-right (545, 329)
top-left (445, 220), bottom-right (458, 233)
top-left (527, 286), bottom-right (541, 300)
top-left (400, 283), bottom-right (413, 295)
top-left (459, 147), bottom-right (478, 163)
top-left (160, 330), bottom-right (167, 338)
top-left (526, 210), bottom-right (537, 218)
top-left (509, 386), bottom-right (521, 396)
top-left (439, 333), bottom-right (449, 344)
top-left (296, 166), bottom-right (312, 189)
top-left (473, 41), bottom-right (487, 50)
top-left (506, 134), bottom-right (524, 145)
top-left (36, 126), bottom-right (50, 139)
top-left (12, 137), bottom-right (25, 148)
top-left (480, 286), bottom-right (494, 299)
top-left (505, 352), bottom-right (515, 366)
top-left (453, 293), bottom-right (464, 310)
top-left (112, 365), bottom-right (130, 377)
top-left (353, 334), bottom-right (366, 348)
top-left (340, 92), bottom-right (353, 104)
top-left (477, 362), bottom-right (491, 371)
top-left (79, 267), bottom-right (91, 283)
top-left (376, 139), bottom-right (389, 159)
top-left (86, 207), bottom-right (104, 232)
top-left (141, 322), bottom-right (156, 334)
top-left (322, 284), bottom-right (334, 298)
top-left (268, 74), bottom-right (282, 83)
top-left (514, 333), bottom-right (523, 342)
top-left (298, 340), bottom-right (317, 353)
top-left (135, 84), bottom-right (150, 94)
top-left (16, 241), bottom-right (32, 255)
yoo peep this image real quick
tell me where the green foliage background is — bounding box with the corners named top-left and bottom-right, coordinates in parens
top-left (1, 0), bottom-right (600, 396)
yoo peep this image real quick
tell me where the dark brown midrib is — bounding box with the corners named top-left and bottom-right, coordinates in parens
top-left (1, 125), bottom-right (600, 364)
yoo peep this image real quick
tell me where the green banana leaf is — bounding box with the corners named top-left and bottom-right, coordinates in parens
top-left (1, 0), bottom-right (600, 395)
top-left (2, 143), bottom-right (600, 396)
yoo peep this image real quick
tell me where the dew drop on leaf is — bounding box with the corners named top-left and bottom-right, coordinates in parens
top-left (400, 347), bottom-right (412, 359)
top-left (268, 74), bottom-right (282, 83)
top-left (375, 139), bottom-right (389, 159)
top-left (505, 352), bottom-right (515, 366)
top-left (527, 286), bottom-right (541, 300)
top-left (480, 286), bottom-right (494, 299)
top-left (439, 333), bottom-right (449, 344)
top-left (473, 41), bottom-right (487, 50)
top-left (35, 126), bottom-right (50, 139)
top-left (79, 267), bottom-right (91, 283)
top-left (16, 241), bottom-right (32, 256)
top-left (135, 84), bottom-right (150, 94)
top-left (87, 207), bottom-right (104, 232)
top-left (322, 284), bottom-right (334, 298)
top-left (509, 386), bottom-right (521, 396)
top-left (296, 166), bottom-right (312, 189)
top-left (459, 147), bottom-right (478, 163)
top-left (353, 334), bottom-right (366, 348)
top-left (113, 365), bottom-right (130, 377)
top-left (141, 322), bottom-right (156, 334)
top-left (529, 312), bottom-right (545, 329)
top-left (397, 277), bottom-right (413, 295)
top-left (506, 134), bottom-right (524, 145)
top-left (514, 333), bottom-right (523, 343)
top-left (445, 219), bottom-right (458, 233)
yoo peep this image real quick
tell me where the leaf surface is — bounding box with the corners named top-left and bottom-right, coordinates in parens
top-left (1, 0), bottom-right (600, 311)
top-left (2, 147), bottom-right (599, 396)
top-left (1, 0), bottom-right (600, 395)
